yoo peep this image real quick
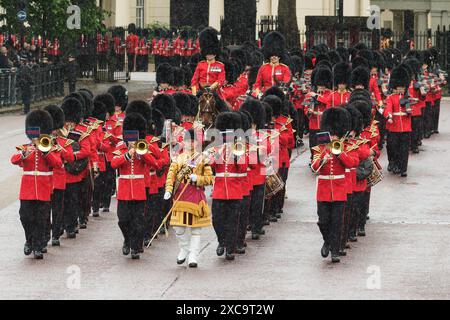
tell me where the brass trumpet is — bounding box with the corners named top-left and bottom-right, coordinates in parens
top-left (233, 140), bottom-right (246, 157)
top-left (37, 135), bottom-right (53, 153)
top-left (330, 139), bottom-right (344, 155)
top-left (135, 139), bottom-right (150, 155)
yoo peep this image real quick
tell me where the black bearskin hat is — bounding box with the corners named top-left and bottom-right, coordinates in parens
top-left (25, 110), bottom-right (53, 139)
top-left (262, 31), bottom-right (286, 60)
top-left (150, 94), bottom-right (177, 120)
top-left (230, 48), bottom-right (249, 67)
top-left (123, 113), bottom-right (147, 141)
top-left (389, 65), bottom-right (411, 89)
top-left (64, 92), bottom-right (85, 117)
top-left (182, 65), bottom-right (193, 87)
top-left (171, 67), bottom-right (185, 87)
top-left (320, 107), bottom-right (351, 138)
top-left (353, 43), bottom-right (368, 51)
top-left (304, 53), bottom-right (315, 70)
top-left (44, 104), bottom-right (64, 130)
top-left (351, 100), bottom-right (372, 128)
top-left (214, 94), bottom-right (231, 113)
top-left (215, 111), bottom-right (242, 131)
top-left (172, 93), bottom-right (192, 116)
top-left (128, 23), bottom-right (136, 34)
top-left (78, 90), bottom-right (93, 118)
top-left (78, 88), bottom-right (94, 99)
top-left (92, 101), bottom-right (107, 122)
top-left (336, 47), bottom-right (349, 62)
top-left (422, 50), bottom-right (433, 66)
top-left (199, 27), bottom-right (221, 57)
top-left (247, 66), bottom-right (259, 89)
top-left (349, 89), bottom-right (372, 104)
top-left (173, 108), bottom-right (182, 126)
top-left (357, 49), bottom-right (373, 62)
top-left (351, 56), bottom-right (369, 69)
top-left (250, 51), bottom-right (264, 67)
top-left (371, 51), bottom-right (386, 71)
top-left (188, 94), bottom-right (199, 117)
top-left (240, 97), bottom-right (265, 130)
top-left (263, 95), bottom-right (283, 117)
top-left (107, 85), bottom-right (128, 111)
top-left (262, 102), bottom-right (273, 125)
top-left (314, 67), bottom-right (333, 88)
top-left (61, 98), bottom-right (83, 124)
top-left (237, 111), bottom-right (251, 132)
top-left (345, 104), bottom-right (364, 136)
top-left (327, 50), bottom-right (342, 66)
top-left (333, 62), bottom-right (351, 87)
top-left (290, 55), bottom-right (304, 76)
top-left (406, 50), bottom-right (423, 64)
top-left (149, 109), bottom-right (165, 137)
top-left (403, 58), bottom-right (421, 80)
top-left (94, 93), bottom-right (115, 117)
top-left (156, 63), bottom-right (174, 85)
top-left (264, 86), bottom-right (285, 102)
top-left (126, 100), bottom-right (152, 124)
top-left (351, 66), bottom-right (370, 88)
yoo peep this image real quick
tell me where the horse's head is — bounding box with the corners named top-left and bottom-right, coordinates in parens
top-left (197, 92), bottom-right (217, 127)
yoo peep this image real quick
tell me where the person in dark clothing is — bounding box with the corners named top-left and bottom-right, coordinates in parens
top-left (66, 55), bottom-right (78, 93)
top-left (17, 58), bottom-right (34, 115)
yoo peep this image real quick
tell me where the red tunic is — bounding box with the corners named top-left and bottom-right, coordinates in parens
top-left (304, 90), bottom-right (332, 130)
top-left (329, 90), bottom-right (350, 107)
top-left (53, 137), bottom-right (75, 190)
top-left (111, 142), bottom-right (161, 201)
top-left (384, 93), bottom-right (412, 132)
top-left (311, 144), bottom-right (359, 202)
top-left (254, 63), bottom-right (291, 93)
top-left (191, 60), bottom-right (226, 90)
top-left (11, 145), bottom-right (63, 201)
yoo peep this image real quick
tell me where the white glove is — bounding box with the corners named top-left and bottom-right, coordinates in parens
top-left (189, 174), bottom-right (197, 182)
top-left (164, 192), bottom-right (172, 200)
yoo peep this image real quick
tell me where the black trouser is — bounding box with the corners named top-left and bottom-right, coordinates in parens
top-left (273, 165), bottom-right (288, 213)
top-left (358, 190), bottom-right (371, 231)
top-left (411, 116), bottom-right (423, 150)
top-left (317, 201), bottom-right (345, 256)
top-left (144, 190), bottom-right (162, 240)
top-left (102, 162), bottom-right (115, 210)
top-left (387, 132), bottom-right (411, 173)
top-left (237, 195), bottom-right (251, 247)
top-left (212, 199), bottom-right (240, 255)
top-left (423, 102), bottom-right (433, 137)
top-left (51, 189), bottom-right (65, 240)
top-left (250, 184), bottom-right (265, 233)
top-left (375, 112), bottom-right (386, 149)
top-left (263, 196), bottom-right (275, 222)
top-left (19, 200), bottom-right (50, 252)
top-left (78, 176), bottom-right (90, 224)
top-left (69, 81), bottom-right (76, 93)
top-left (117, 200), bottom-right (145, 252)
top-left (92, 170), bottom-right (106, 213)
top-left (22, 94), bottom-right (31, 114)
top-left (341, 193), bottom-right (353, 250)
top-left (127, 53), bottom-right (136, 71)
top-left (432, 99), bottom-right (441, 132)
top-left (297, 109), bottom-right (306, 140)
top-left (349, 192), bottom-right (364, 238)
top-left (64, 181), bottom-right (82, 234)
top-left (309, 129), bottom-right (319, 161)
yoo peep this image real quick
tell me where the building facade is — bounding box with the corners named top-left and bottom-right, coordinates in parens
top-left (99, 0), bottom-right (369, 31)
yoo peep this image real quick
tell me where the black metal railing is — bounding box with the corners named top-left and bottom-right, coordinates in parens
top-left (0, 64), bottom-right (65, 108)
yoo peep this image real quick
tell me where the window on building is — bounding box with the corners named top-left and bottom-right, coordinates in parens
top-left (136, 0), bottom-right (145, 28)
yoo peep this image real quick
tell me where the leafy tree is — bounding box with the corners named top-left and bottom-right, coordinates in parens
top-left (0, 0), bottom-right (107, 53)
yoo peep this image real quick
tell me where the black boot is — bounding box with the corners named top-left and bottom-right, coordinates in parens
top-left (92, 211), bottom-right (100, 218)
top-left (122, 242), bottom-right (130, 256)
top-left (357, 228), bottom-right (366, 237)
top-left (251, 233), bottom-right (260, 240)
top-left (235, 247), bottom-right (246, 254)
top-left (34, 251), bottom-right (44, 260)
top-left (24, 242), bottom-right (32, 256)
top-left (225, 253), bottom-right (235, 261)
top-left (331, 254), bottom-right (340, 263)
top-left (321, 242), bottom-right (330, 258)
top-left (216, 244), bottom-right (225, 256)
top-left (131, 250), bottom-right (140, 259)
top-left (67, 232), bottom-right (76, 239)
top-left (51, 238), bottom-right (60, 246)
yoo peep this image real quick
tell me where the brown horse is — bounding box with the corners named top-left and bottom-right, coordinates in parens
top-left (196, 92), bottom-right (219, 128)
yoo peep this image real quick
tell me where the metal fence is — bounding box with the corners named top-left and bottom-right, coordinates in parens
top-left (0, 64), bottom-right (65, 108)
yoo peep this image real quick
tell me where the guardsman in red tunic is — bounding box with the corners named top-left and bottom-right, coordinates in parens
top-left (191, 28), bottom-right (225, 96)
top-left (44, 105), bottom-right (75, 247)
top-left (311, 108), bottom-right (359, 263)
top-left (107, 85), bottom-right (129, 139)
top-left (210, 113), bottom-right (248, 261)
top-left (384, 65), bottom-right (412, 177)
top-left (12, 110), bottom-right (63, 259)
top-left (126, 23), bottom-right (139, 71)
top-left (253, 31), bottom-right (291, 96)
top-left (61, 98), bottom-right (92, 238)
top-left (304, 67), bottom-right (333, 161)
top-left (239, 99), bottom-right (268, 240)
top-left (331, 62), bottom-right (351, 107)
top-left (290, 55), bottom-right (307, 145)
top-left (153, 63), bottom-right (176, 97)
top-left (111, 114), bottom-right (162, 259)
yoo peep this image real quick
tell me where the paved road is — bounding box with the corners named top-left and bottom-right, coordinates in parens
top-left (0, 97), bottom-right (449, 300)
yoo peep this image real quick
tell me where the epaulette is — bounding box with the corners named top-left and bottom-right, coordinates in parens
top-left (52, 144), bottom-right (62, 152)
top-left (103, 132), bottom-right (112, 140)
top-left (161, 142), bottom-right (169, 150)
top-left (216, 61), bottom-right (224, 66)
top-left (346, 143), bottom-right (359, 152)
top-left (280, 63), bottom-right (289, 68)
top-left (357, 138), bottom-right (370, 146)
top-left (112, 150), bottom-right (122, 156)
top-left (79, 132), bottom-right (89, 141)
top-left (311, 145), bottom-right (322, 154)
top-left (65, 139), bottom-right (74, 147)
top-left (15, 144), bottom-right (26, 151)
top-left (115, 120), bottom-right (122, 128)
top-left (150, 136), bottom-right (160, 143)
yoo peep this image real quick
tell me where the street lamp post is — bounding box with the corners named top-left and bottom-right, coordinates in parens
top-left (337, 0), bottom-right (344, 47)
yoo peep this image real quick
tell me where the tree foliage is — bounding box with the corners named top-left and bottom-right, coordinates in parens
top-left (278, 0), bottom-right (300, 48)
top-left (0, 0), bottom-right (107, 41)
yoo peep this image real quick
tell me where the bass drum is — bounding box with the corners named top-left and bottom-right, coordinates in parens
top-left (265, 173), bottom-right (285, 200)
